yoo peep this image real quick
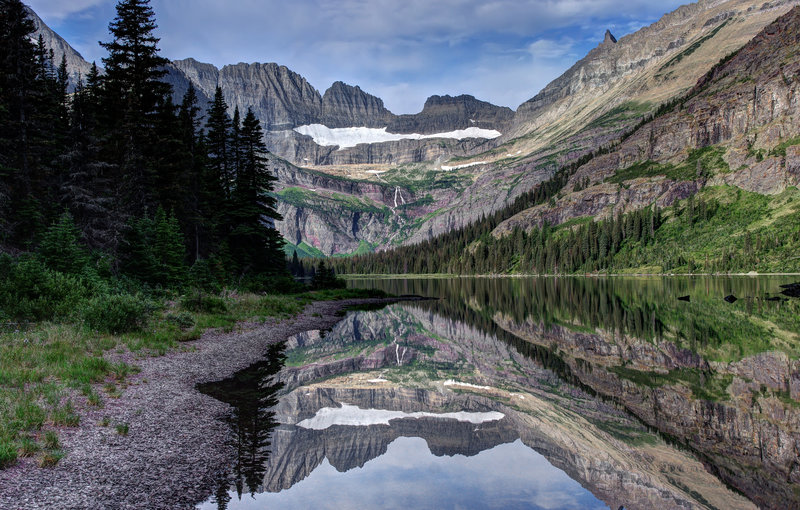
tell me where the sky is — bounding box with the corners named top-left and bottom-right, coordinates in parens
top-left (25, 0), bottom-right (688, 114)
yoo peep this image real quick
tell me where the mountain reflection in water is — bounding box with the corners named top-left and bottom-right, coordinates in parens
top-left (198, 276), bottom-right (800, 510)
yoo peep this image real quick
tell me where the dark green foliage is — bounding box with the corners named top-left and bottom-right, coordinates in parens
top-left (81, 294), bottom-right (154, 334)
top-left (334, 184), bottom-right (800, 275)
top-left (228, 108), bottom-right (284, 277)
top-left (37, 212), bottom-right (88, 275)
top-left (119, 208), bottom-right (187, 289)
top-left (181, 294), bottom-right (228, 314)
top-left (0, 256), bottom-right (100, 322)
top-left (311, 260), bottom-right (345, 290)
top-left (0, 0), bottom-right (295, 293)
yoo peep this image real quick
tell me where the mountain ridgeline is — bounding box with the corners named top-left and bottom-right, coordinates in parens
top-left (332, 4), bottom-right (800, 275)
top-left (19, 0), bottom-right (800, 266)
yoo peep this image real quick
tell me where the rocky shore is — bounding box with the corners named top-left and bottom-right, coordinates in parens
top-left (0, 298), bottom-right (406, 510)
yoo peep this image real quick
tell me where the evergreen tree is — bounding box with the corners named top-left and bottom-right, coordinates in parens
top-left (206, 87), bottom-right (232, 199)
top-left (99, 0), bottom-right (171, 213)
top-left (0, 0), bottom-right (62, 245)
top-left (38, 212), bottom-right (89, 274)
top-left (228, 108), bottom-right (283, 277)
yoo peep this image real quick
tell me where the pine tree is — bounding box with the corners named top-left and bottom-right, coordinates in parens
top-left (206, 87), bottom-right (232, 198)
top-left (99, 0), bottom-right (171, 213)
top-left (0, 0), bottom-right (60, 245)
top-left (228, 108), bottom-right (284, 277)
top-left (38, 212), bottom-right (89, 274)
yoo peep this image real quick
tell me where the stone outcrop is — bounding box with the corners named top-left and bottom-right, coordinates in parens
top-left (388, 95), bottom-right (514, 134)
top-left (167, 59), bottom-right (509, 165)
top-left (509, 0), bottom-right (800, 143)
top-left (320, 81), bottom-right (394, 128)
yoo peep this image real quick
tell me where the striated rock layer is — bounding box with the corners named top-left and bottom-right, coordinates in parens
top-left (495, 5), bottom-right (800, 236)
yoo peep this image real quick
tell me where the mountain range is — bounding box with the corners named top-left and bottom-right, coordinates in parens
top-left (28, 0), bottom-right (800, 257)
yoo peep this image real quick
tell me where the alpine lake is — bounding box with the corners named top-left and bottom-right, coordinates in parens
top-left (197, 276), bottom-right (800, 510)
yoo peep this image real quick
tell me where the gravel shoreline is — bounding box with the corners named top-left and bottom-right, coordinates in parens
top-left (0, 298), bottom-right (406, 510)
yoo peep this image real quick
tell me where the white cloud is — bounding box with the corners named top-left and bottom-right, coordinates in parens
top-left (25, 0), bottom-right (107, 20)
top-left (28, 0), bottom-right (688, 113)
top-left (527, 38), bottom-right (577, 60)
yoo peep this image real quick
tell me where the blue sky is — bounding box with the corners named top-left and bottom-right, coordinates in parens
top-left (26, 0), bottom-right (688, 114)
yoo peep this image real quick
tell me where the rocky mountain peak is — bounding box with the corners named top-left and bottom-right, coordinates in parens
top-left (603, 29), bottom-right (617, 44)
top-left (388, 94), bottom-right (514, 134)
top-left (320, 81), bottom-right (393, 128)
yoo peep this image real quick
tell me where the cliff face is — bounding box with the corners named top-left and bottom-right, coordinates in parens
top-left (25, 5), bottom-right (92, 90)
top-left (495, 5), bottom-right (800, 235)
top-left (320, 81), bottom-right (394, 128)
top-left (388, 95), bottom-right (514, 134)
top-left (509, 0), bottom-right (800, 145)
top-left (269, 157), bottom-right (409, 255)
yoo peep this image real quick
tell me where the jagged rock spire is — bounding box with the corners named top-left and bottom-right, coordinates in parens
top-left (603, 29), bottom-right (617, 44)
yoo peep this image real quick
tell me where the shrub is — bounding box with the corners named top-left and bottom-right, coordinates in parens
top-left (180, 295), bottom-right (228, 314)
top-left (37, 212), bottom-right (89, 275)
top-left (0, 442), bottom-right (16, 469)
top-left (0, 257), bottom-right (92, 322)
top-left (82, 294), bottom-right (154, 334)
top-left (165, 311), bottom-right (195, 329)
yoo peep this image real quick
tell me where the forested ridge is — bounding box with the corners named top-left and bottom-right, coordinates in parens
top-left (0, 0), bottom-right (290, 326)
top-left (328, 74), bottom-right (800, 276)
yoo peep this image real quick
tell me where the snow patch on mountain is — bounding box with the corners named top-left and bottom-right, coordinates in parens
top-left (296, 403), bottom-right (504, 430)
top-left (294, 124), bottom-right (501, 149)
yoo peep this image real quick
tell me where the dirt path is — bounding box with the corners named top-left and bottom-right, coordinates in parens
top-left (0, 298), bottom-right (405, 510)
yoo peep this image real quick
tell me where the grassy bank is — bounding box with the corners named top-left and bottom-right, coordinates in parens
top-left (0, 287), bottom-right (385, 470)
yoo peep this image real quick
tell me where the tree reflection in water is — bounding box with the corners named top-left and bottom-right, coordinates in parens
top-left (197, 341), bottom-right (286, 509)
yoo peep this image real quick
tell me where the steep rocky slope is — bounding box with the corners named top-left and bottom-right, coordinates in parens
top-left (313, 0), bottom-right (800, 254)
top-left (495, 4), bottom-right (800, 236)
top-left (506, 0), bottom-right (800, 149)
top-left (26, 5), bottom-right (92, 90)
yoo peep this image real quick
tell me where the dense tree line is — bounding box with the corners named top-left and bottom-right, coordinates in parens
top-left (333, 181), bottom-right (799, 276)
top-left (0, 0), bottom-right (287, 303)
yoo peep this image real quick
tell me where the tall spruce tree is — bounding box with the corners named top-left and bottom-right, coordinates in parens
top-left (99, 0), bottom-right (171, 213)
top-left (206, 87), bottom-right (232, 199)
top-left (229, 108), bottom-right (283, 276)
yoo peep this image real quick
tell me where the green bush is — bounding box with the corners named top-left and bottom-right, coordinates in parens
top-left (165, 311), bottom-right (195, 329)
top-left (0, 257), bottom-right (95, 322)
top-left (82, 294), bottom-right (155, 334)
top-left (180, 295), bottom-right (228, 314)
top-left (38, 212), bottom-right (89, 275)
top-left (0, 441), bottom-right (17, 469)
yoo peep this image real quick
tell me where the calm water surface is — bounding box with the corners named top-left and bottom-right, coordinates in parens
top-left (198, 276), bottom-right (800, 510)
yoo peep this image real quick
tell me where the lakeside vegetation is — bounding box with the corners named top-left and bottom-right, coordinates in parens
top-left (0, 0), bottom-right (389, 471)
top-left (330, 183), bottom-right (800, 276)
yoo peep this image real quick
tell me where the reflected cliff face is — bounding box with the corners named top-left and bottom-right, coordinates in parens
top-left (198, 276), bottom-right (800, 510)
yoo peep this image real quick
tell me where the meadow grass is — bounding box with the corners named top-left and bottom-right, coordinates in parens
top-left (0, 287), bottom-right (385, 468)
